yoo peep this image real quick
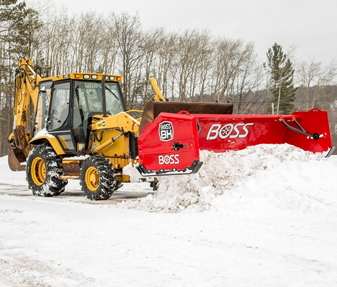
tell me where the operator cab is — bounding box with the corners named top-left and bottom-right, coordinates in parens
top-left (33, 73), bottom-right (125, 154)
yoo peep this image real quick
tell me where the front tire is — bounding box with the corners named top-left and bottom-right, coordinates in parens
top-left (26, 144), bottom-right (68, 197)
top-left (80, 156), bottom-right (118, 200)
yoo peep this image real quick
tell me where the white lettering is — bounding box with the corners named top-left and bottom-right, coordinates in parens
top-left (159, 155), bottom-right (180, 165)
top-left (161, 129), bottom-right (173, 140)
top-left (230, 123), bottom-right (244, 139)
top-left (161, 123), bottom-right (171, 129)
top-left (219, 124), bottom-right (234, 139)
top-left (159, 121), bottom-right (174, 141)
top-left (240, 123), bottom-right (254, 138)
top-left (206, 124), bottom-right (221, 140)
top-left (206, 123), bottom-right (254, 140)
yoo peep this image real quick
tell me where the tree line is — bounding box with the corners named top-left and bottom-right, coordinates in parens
top-left (1, 0), bottom-right (336, 156)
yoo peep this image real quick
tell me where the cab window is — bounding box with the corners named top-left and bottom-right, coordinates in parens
top-left (49, 82), bottom-right (70, 130)
top-left (105, 82), bottom-right (124, 115)
top-left (34, 81), bottom-right (52, 136)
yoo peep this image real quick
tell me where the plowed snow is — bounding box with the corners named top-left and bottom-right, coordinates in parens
top-left (119, 144), bottom-right (336, 213)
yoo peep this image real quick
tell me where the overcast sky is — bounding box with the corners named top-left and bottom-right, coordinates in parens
top-left (27, 0), bottom-right (337, 65)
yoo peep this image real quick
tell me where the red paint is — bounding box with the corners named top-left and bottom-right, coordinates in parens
top-left (196, 108), bottom-right (332, 153)
top-left (138, 111), bottom-right (200, 173)
top-left (138, 108), bottom-right (332, 174)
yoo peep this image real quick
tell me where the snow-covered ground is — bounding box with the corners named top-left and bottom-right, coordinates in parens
top-left (1, 144), bottom-right (337, 287)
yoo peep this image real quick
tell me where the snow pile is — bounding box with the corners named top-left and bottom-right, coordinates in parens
top-left (122, 161), bottom-right (144, 183)
top-left (0, 157), bottom-right (27, 186)
top-left (118, 144), bottom-right (335, 213)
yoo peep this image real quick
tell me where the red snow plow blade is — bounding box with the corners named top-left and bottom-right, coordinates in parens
top-left (137, 108), bottom-right (333, 176)
top-left (196, 108), bottom-right (332, 154)
top-left (137, 111), bottom-right (203, 176)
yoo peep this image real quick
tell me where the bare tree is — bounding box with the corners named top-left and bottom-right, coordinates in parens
top-left (112, 12), bottom-right (143, 108)
top-left (233, 43), bottom-right (258, 113)
top-left (139, 28), bottom-right (164, 100)
top-left (213, 38), bottom-right (244, 103)
top-left (100, 17), bottom-right (118, 74)
top-left (175, 30), bottom-right (200, 101)
top-left (156, 32), bottom-right (177, 99)
top-left (297, 59), bottom-right (322, 110)
top-left (297, 60), bottom-right (336, 110)
top-left (196, 33), bottom-right (213, 102)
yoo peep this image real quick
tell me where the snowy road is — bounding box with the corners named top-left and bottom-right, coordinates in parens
top-left (1, 193), bottom-right (336, 287)
top-left (0, 182), bottom-right (152, 205)
top-left (1, 146), bottom-right (337, 286)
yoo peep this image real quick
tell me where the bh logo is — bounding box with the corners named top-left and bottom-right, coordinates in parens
top-left (159, 121), bottom-right (174, 141)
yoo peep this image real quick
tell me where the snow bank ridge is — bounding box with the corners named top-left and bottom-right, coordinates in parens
top-left (118, 144), bottom-right (335, 213)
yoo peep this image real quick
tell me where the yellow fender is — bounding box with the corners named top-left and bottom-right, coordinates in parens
top-left (29, 134), bottom-right (65, 156)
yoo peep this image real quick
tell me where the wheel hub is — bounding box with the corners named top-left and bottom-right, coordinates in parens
top-left (31, 157), bottom-right (46, 186)
top-left (86, 167), bottom-right (100, 191)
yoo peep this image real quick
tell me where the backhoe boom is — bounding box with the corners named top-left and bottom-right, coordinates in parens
top-left (8, 58), bottom-right (42, 170)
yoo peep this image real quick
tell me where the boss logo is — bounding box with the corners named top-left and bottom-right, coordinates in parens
top-left (159, 155), bottom-right (180, 165)
top-left (207, 123), bottom-right (254, 140)
top-left (159, 121), bottom-right (174, 141)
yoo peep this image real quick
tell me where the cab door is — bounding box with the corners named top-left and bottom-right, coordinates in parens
top-left (33, 81), bottom-right (52, 138)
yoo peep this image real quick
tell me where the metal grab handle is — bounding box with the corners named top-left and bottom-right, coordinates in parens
top-left (280, 117), bottom-right (320, 140)
top-left (172, 142), bottom-right (187, 151)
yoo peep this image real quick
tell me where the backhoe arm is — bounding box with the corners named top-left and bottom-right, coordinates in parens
top-left (8, 58), bottom-right (42, 171)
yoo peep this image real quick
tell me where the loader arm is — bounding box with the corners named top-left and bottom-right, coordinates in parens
top-left (149, 77), bottom-right (167, 102)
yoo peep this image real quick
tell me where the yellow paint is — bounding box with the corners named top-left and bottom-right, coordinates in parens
top-left (125, 109), bottom-right (143, 114)
top-left (96, 121), bottom-right (106, 129)
top-left (8, 133), bottom-right (14, 142)
top-left (89, 111), bottom-right (140, 171)
top-left (108, 157), bottom-right (130, 170)
top-left (85, 166), bottom-right (100, 191)
top-left (115, 174), bottom-right (130, 183)
top-left (150, 77), bottom-right (166, 102)
top-left (60, 176), bottom-right (79, 180)
top-left (62, 159), bottom-right (82, 164)
top-left (31, 157), bottom-right (46, 186)
top-left (93, 138), bottom-right (114, 152)
top-left (60, 73), bottom-right (122, 82)
top-left (30, 136), bottom-right (65, 155)
top-left (91, 112), bottom-right (140, 136)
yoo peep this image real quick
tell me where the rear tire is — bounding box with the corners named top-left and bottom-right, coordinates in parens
top-left (26, 144), bottom-right (68, 197)
top-left (79, 156), bottom-right (118, 200)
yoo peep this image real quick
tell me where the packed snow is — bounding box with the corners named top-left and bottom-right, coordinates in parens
top-left (0, 144), bottom-right (337, 287)
top-left (121, 144), bottom-right (336, 213)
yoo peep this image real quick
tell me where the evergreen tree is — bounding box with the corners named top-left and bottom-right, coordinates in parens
top-left (266, 43), bottom-right (297, 114)
top-left (1, 1), bottom-right (42, 59)
top-left (0, 0), bottom-right (41, 156)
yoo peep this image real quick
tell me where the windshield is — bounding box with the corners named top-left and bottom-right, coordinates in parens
top-left (73, 81), bottom-right (124, 120)
top-left (104, 82), bottom-right (125, 115)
